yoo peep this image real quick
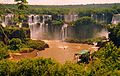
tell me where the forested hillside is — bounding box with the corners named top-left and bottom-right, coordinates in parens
top-left (0, 3), bottom-right (120, 14)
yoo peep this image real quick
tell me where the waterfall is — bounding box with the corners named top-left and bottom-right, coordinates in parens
top-left (91, 14), bottom-right (107, 23)
top-left (29, 16), bottom-right (42, 40)
top-left (95, 28), bottom-right (109, 39)
top-left (102, 14), bottom-right (105, 23)
top-left (4, 14), bottom-right (14, 26)
top-left (28, 15), bottom-right (33, 23)
top-left (64, 14), bottom-right (78, 22)
top-left (29, 14), bottom-right (107, 41)
top-left (0, 14), bottom-right (14, 27)
top-left (61, 23), bottom-right (68, 40)
top-left (29, 15), bottom-right (51, 40)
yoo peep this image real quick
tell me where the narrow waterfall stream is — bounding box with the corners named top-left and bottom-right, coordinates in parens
top-left (61, 23), bottom-right (68, 40)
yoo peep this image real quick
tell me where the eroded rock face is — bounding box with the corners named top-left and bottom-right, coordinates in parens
top-left (111, 14), bottom-right (120, 24)
top-left (0, 14), bottom-right (108, 40)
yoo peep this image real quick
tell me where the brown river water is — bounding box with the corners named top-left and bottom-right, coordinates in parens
top-left (10, 40), bottom-right (98, 63)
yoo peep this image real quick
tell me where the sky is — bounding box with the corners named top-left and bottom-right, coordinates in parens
top-left (0, 0), bottom-right (120, 5)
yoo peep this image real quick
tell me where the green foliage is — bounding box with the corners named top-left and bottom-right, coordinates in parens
top-left (0, 42), bottom-right (9, 60)
top-left (0, 60), bottom-right (17, 76)
top-left (14, 14), bottom-right (28, 23)
top-left (52, 20), bottom-right (64, 26)
top-left (0, 26), bottom-right (47, 52)
top-left (87, 59), bottom-right (109, 76)
top-left (59, 62), bottom-right (85, 76)
top-left (0, 4), bottom-right (119, 23)
top-left (0, 26), bottom-right (30, 45)
top-left (65, 37), bottom-right (106, 44)
top-left (0, 58), bottom-right (59, 76)
top-left (0, 53), bottom-right (119, 76)
top-left (8, 38), bottom-right (22, 51)
top-left (74, 16), bottom-right (96, 26)
top-left (94, 42), bottom-right (120, 70)
top-left (16, 58), bottom-right (58, 76)
top-left (25, 39), bottom-right (48, 50)
top-left (109, 23), bottom-right (120, 46)
top-left (0, 42), bottom-right (5, 48)
top-left (73, 17), bottom-right (102, 40)
top-left (0, 49), bottom-right (9, 60)
top-left (15, 0), bottom-right (28, 10)
top-left (19, 48), bottom-right (33, 53)
top-left (85, 42), bottom-right (120, 75)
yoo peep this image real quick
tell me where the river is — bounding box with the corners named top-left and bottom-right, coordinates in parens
top-left (37, 40), bottom-right (98, 63)
top-left (10, 40), bottom-right (98, 63)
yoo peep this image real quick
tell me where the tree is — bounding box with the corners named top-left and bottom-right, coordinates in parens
top-left (74, 16), bottom-right (96, 26)
top-left (14, 0), bottom-right (28, 26)
top-left (8, 38), bottom-right (22, 51)
top-left (0, 42), bottom-right (9, 60)
top-left (0, 60), bottom-right (17, 76)
top-left (52, 20), bottom-right (64, 26)
top-left (74, 16), bottom-right (100, 39)
top-left (26, 39), bottom-right (48, 50)
top-left (94, 42), bottom-right (120, 70)
top-left (0, 49), bottom-right (9, 60)
top-left (109, 23), bottom-right (120, 46)
top-left (14, 0), bottom-right (28, 10)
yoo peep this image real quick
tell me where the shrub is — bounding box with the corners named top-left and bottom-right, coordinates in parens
top-left (19, 48), bottom-right (34, 53)
top-left (109, 23), bottom-right (120, 47)
top-left (0, 47), bottom-right (9, 60)
top-left (0, 60), bottom-right (17, 76)
top-left (0, 42), bottom-right (9, 60)
top-left (8, 38), bottom-right (22, 51)
top-left (0, 41), bottom-right (5, 48)
top-left (52, 20), bottom-right (64, 26)
top-left (26, 39), bottom-right (49, 50)
top-left (15, 58), bottom-right (58, 76)
top-left (74, 16), bottom-right (96, 26)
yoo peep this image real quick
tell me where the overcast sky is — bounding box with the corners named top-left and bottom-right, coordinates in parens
top-left (0, 0), bottom-right (120, 5)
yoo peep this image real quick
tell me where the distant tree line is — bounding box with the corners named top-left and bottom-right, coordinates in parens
top-left (0, 3), bottom-right (120, 24)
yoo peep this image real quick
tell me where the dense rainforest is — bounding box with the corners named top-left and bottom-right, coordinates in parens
top-left (0, 3), bottom-right (120, 16)
top-left (0, 3), bottom-right (120, 14)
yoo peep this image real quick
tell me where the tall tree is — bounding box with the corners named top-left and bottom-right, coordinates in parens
top-left (109, 23), bottom-right (120, 46)
top-left (14, 0), bottom-right (28, 10)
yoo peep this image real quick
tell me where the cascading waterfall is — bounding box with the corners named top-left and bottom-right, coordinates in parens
top-left (29, 15), bottom-right (40, 40)
top-left (29, 14), bottom-right (80, 40)
top-left (91, 14), bottom-right (106, 23)
top-left (28, 14), bottom-right (109, 40)
top-left (0, 14), bottom-right (110, 41)
top-left (61, 23), bottom-right (68, 40)
top-left (29, 15), bottom-right (51, 40)
top-left (1, 14), bottom-right (14, 27)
